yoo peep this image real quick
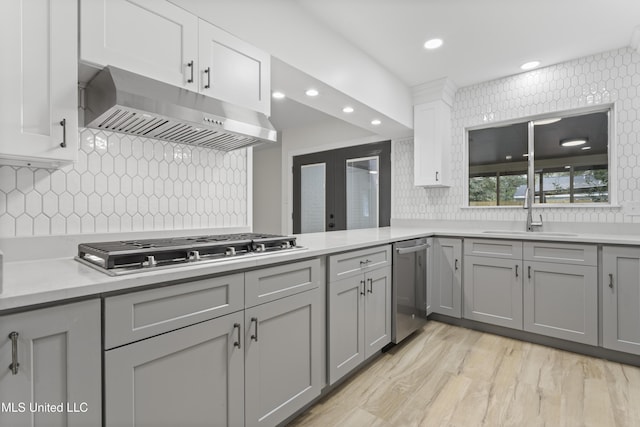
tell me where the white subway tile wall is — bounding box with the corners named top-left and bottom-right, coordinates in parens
top-left (0, 129), bottom-right (248, 237)
top-left (393, 47), bottom-right (640, 223)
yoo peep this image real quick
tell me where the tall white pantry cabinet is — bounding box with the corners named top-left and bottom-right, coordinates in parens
top-left (0, 0), bottom-right (79, 168)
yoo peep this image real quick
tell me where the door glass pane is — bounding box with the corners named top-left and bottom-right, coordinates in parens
top-left (300, 163), bottom-right (326, 233)
top-left (346, 157), bottom-right (379, 229)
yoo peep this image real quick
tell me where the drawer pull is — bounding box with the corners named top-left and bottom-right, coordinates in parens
top-left (609, 273), bottom-right (614, 289)
top-left (250, 317), bottom-right (258, 342)
top-left (233, 323), bottom-right (241, 349)
top-left (8, 332), bottom-right (19, 375)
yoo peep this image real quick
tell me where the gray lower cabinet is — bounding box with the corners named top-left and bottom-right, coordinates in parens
top-left (463, 255), bottom-right (523, 329)
top-left (522, 242), bottom-right (598, 345)
top-left (430, 238), bottom-right (462, 318)
top-left (328, 266), bottom-right (391, 385)
top-left (245, 288), bottom-right (321, 427)
top-left (603, 246), bottom-right (640, 355)
top-left (328, 245), bottom-right (392, 385)
top-left (523, 261), bottom-right (597, 345)
top-left (105, 311), bottom-right (244, 427)
top-left (0, 300), bottom-right (101, 427)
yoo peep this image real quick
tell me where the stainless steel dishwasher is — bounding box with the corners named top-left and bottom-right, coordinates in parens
top-left (392, 238), bottom-right (429, 343)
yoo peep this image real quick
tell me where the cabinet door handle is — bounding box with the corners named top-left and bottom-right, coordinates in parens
top-left (186, 60), bottom-right (194, 83)
top-left (528, 266), bottom-right (531, 279)
top-left (515, 264), bottom-right (519, 278)
top-left (435, 171), bottom-right (439, 181)
top-left (8, 332), bottom-right (19, 375)
top-left (360, 280), bottom-right (366, 295)
top-left (233, 323), bottom-right (241, 349)
top-left (367, 278), bottom-right (373, 293)
top-left (250, 317), bottom-right (258, 342)
top-left (454, 259), bottom-right (459, 271)
top-left (204, 67), bottom-right (211, 89)
top-left (59, 119), bottom-right (66, 148)
top-left (609, 273), bottom-right (614, 289)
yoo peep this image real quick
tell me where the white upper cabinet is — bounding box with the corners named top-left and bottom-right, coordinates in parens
top-left (80, 0), bottom-right (271, 115)
top-left (414, 100), bottom-right (451, 187)
top-left (0, 0), bottom-right (78, 168)
top-left (199, 20), bottom-right (271, 115)
top-left (80, 0), bottom-right (199, 89)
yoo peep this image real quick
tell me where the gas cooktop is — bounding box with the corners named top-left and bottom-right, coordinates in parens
top-left (76, 233), bottom-right (303, 276)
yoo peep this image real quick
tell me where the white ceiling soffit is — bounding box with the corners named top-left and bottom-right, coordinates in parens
top-left (296, 0), bottom-right (640, 88)
top-left (271, 58), bottom-right (412, 138)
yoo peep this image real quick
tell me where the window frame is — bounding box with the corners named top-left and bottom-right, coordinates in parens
top-left (463, 104), bottom-right (617, 208)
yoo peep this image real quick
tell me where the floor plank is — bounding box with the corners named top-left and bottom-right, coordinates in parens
top-left (289, 321), bottom-right (640, 427)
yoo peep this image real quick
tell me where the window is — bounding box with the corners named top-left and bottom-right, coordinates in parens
top-left (468, 109), bottom-right (610, 206)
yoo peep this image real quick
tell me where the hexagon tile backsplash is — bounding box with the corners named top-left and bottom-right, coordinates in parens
top-left (393, 46), bottom-right (640, 224)
top-left (0, 128), bottom-right (248, 237)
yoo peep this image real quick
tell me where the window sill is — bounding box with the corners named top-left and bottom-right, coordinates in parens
top-left (461, 204), bottom-right (622, 210)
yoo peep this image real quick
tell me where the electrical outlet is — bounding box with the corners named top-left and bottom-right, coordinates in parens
top-left (623, 201), bottom-right (640, 216)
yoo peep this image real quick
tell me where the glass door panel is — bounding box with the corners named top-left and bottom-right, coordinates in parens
top-left (300, 163), bottom-right (326, 233)
top-left (346, 156), bottom-right (379, 230)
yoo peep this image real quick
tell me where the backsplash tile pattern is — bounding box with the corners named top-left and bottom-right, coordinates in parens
top-left (393, 47), bottom-right (640, 224)
top-left (0, 129), bottom-right (248, 237)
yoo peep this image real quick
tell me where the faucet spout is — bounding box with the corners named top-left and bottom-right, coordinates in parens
top-left (524, 187), bottom-right (543, 231)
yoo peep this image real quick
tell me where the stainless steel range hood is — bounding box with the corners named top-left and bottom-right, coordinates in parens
top-left (83, 66), bottom-right (277, 151)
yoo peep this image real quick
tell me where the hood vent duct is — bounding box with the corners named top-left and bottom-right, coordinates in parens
top-left (84, 66), bottom-right (277, 151)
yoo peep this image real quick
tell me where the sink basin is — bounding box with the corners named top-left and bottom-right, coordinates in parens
top-left (482, 230), bottom-right (577, 237)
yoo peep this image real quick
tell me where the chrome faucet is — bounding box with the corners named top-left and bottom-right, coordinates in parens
top-left (523, 187), bottom-right (543, 231)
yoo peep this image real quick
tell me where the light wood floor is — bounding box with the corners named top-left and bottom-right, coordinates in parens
top-left (289, 321), bottom-right (640, 427)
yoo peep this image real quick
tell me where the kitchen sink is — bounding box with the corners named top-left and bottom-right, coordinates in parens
top-left (481, 230), bottom-right (578, 237)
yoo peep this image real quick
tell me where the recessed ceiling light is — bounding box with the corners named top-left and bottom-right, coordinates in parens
top-left (371, 119), bottom-right (382, 126)
top-left (424, 38), bottom-right (443, 50)
top-left (305, 88), bottom-right (319, 97)
top-left (581, 146), bottom-right (592, 150)
top-left (560, 138), bottom-right (588, 147)
top-left (342, 106), bottom-right (354, 113)
top-left (521, 61), bottom-right (540, 70)
top-left (505, 155), bottom-right (512, 160)
top-left (272, 91), bottom-right (285, 99)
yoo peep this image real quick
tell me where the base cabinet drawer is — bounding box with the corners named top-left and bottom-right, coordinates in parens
top-left (104, 273), bottom-right (244, 349)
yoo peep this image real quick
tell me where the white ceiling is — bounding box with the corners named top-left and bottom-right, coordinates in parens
top-left (296, 0), bottom-right (640, 88)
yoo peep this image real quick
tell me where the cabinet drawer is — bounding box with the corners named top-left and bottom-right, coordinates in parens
top-left (464, 239), bottom-right (522, 259)
top-left (524, 242), bottom-right (597, 266)
top-left (329, 245), bottom-right (392, 282)
top-left (104, 273), bottom-right (244, 349)
top-left (245, 259), bottom-right (320, 307)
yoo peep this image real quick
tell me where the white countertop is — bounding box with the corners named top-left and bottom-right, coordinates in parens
top-left (2, 225), bottom-right (640, 312)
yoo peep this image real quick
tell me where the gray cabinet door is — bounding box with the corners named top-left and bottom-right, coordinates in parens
top-left (245, 289), bottom-right (321, 427)
top-left (603, 247), bottom-right (640, 355)
top-left (431, 238), bottom-right (462, 318)
top-left (464, 255), bottom-right (523, 329)
top-left (524, 261), bottom-right (597, 345)
top-left (0, 300), bottom-right (101, 427)
top-left (105, 311), bottom-right (244, 427)
top-left (328, 275), bottom-right (365, 385)
top-left (364, 266), bottom-right (392, 358)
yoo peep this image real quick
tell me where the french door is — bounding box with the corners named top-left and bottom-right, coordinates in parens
top-left (293, 141), bottom-right (391, 233)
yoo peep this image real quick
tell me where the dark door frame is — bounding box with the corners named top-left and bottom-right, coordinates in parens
top-left (292, 140), bottom-right (391, 234)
